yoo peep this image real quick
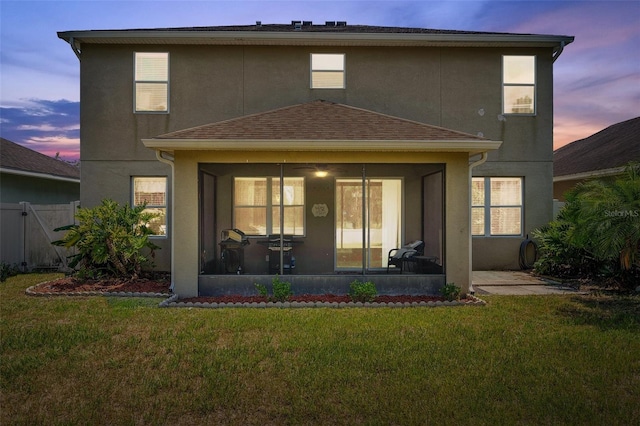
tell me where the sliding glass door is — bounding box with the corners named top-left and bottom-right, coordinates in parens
top-left (335, 178), bottom-right (402, 270)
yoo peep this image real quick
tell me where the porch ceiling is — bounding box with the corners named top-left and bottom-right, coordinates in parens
top-left (142, 100), bottom-right (502, 156)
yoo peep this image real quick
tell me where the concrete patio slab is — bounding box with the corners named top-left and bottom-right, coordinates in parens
top-left (472, 271), bottom-right (580, 295)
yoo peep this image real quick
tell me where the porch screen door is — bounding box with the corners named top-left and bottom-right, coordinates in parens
top-left (335, 178), bottom-right (401, 269)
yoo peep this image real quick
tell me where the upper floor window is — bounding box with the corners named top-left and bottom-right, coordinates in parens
top-left (133, 176), bottom-right (167, 236)
top-left (311, 53), bottom-right (345, 89)
top-left (135, 52), bottom-right (169, 113)
top-left (234, 177), bottom-right (305, 236)
top-left (503, 56), bottom-right (535, 115)
top-left (472, 177), bottom-right (523, 236)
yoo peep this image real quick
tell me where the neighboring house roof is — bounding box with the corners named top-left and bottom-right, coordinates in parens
top-left (143, 100), bottom-right (502, 156)
top-left (0, 138), bottom-right (80, 182)
top-left (554, 117), bottom-right (640, 181)
top-left (58, 22), bottom-right (573, 51)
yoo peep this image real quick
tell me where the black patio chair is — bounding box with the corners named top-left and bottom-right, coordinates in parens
top-left (386, 240), bottom-right (425, 273)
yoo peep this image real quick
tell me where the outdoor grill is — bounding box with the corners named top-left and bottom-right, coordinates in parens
top-left (219, 229), bottom-right (249, 274)
top-left (260, 235), bottom-right (301, 274)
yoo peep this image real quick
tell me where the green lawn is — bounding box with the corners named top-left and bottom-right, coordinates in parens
top-left (2, 274), bottom-right (639, 425)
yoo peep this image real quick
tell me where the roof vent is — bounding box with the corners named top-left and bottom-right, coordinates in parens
top-left (337, 21), bottom-right (347, 26)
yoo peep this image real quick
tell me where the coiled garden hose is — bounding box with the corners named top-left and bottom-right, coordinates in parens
top-left (519, 236), bottom-right (538, 270)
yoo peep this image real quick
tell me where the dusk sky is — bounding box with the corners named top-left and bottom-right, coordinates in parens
top-left (1, 0), bottom-right (638, 160)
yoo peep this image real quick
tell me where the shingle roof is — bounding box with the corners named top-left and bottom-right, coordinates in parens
top-left (58, 22), bottom-right (574, 48)
top-left (0, 138), bottom-right (80, 180)
top-left (154, 100), bottom-right (487, 142)
top-left (97, 23), bottom-right (500, 35)
top-left (554, 117), bottom-right (640, 177)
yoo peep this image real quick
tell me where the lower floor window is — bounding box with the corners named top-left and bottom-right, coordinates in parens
top-left (472, 177), bottom-right (522, 236)
top-left (234, 177), bottom-right (305, 236)
top-left (132, 176), bottom-right (167, 236)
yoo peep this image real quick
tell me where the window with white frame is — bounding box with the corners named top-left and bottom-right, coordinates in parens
top-left (472, 177), bottom-right (523, 236)
top-left (133, 177), bottom-right (167, 236)
top-left (311, 53), bottom-right (345, 89)
top-left (135, 52), bottom-right (169, 112)
top-left (503, 55), bottom-right (535, 114)
top-left (234, 177), bottom-right (305, 236)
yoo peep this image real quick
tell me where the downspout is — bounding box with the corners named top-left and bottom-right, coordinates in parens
top-left (156, 150), bottom-right (175, 291)
top-left (468, 152), bottom-right (488, 294)
top-left (552, 41), bottom-right (565, 63)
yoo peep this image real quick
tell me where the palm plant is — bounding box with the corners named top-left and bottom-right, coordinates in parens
top-left (534, 162), bottom-right (640, 287)
top-left (564, 163), bottom-right (640, 282)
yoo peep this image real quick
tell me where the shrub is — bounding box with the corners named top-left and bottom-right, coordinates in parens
top-left (53, 199), bottom-right (160, 279)
top-left (254, 275), bottom-right (293, 302)
top-left (533, 162), bottom-right (640, 289)
top-left (532, 220), bottom-right (597, 279)
top-left (440, 283), bottom-right (461, 301)
top-left (0, 262), bottom-right (20, 282)
top-left (272, 276), bottom-right (293, 302)
top-left (255, 283), bottom-right (269, 298)
top-left (348, 280), bottom-right (377, 303)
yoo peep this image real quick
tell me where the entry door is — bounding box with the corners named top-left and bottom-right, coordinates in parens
top-left (199, 171), bottom-right (216, 274)
top-left (335, 178), bottom-right (402, 270)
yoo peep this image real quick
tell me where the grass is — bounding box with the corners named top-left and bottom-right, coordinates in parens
top-left (2, 274), bottom-right (639, 425)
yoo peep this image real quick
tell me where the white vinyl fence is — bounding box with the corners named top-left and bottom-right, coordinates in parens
top-left (0, 201), bottom-right (79, 271)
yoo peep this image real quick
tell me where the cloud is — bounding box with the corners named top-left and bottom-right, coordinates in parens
top-left (0, 99), bottom-right (80, 160)
top-left (495, 0), bottom-right (640, 148)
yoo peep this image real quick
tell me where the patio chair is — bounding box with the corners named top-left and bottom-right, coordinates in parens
top-left (386, 240), bottom-right (425, 273)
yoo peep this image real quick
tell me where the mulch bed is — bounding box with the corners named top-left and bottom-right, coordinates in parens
top-left (26, 276), bottom-right (484, 306)
top-left (27, 276), bottom-right (171, 295)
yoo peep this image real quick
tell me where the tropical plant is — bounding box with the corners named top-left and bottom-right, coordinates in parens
top-left (53, 199), bottom-right (160, 279)
top-left (534, 162), bottom-right (640, 288)
top-left (564, 162), bottom-right (640, 272)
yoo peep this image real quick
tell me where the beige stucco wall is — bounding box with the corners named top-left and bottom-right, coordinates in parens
top-left (78, 42), bottom-right (557, 281)
top-left (80, 44), bottom-right (553, 162)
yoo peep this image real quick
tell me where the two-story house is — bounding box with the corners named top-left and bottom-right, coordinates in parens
top-left (58, 22), bottom-right (573, 298)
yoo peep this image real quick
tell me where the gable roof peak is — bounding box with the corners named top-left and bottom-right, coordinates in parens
top-left (151, 99), bottom-right (489, 143)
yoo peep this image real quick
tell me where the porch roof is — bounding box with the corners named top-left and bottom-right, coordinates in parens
top-left (143, 100), bottom-right (502, 156)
